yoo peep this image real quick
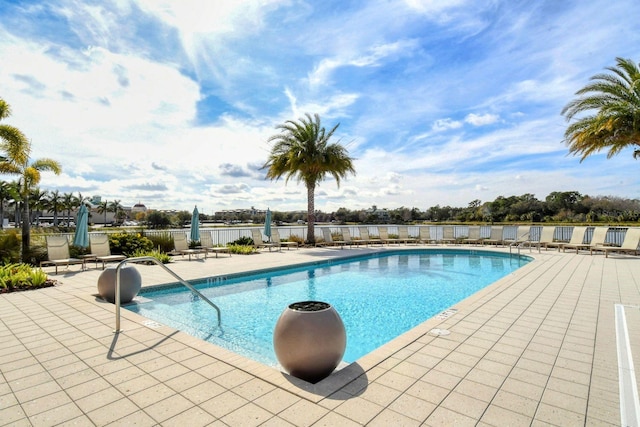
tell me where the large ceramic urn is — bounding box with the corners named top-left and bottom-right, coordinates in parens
top-left (97, 265), bottom-right (142, 304)
top-left (273, 301), bottom-right (346, 383)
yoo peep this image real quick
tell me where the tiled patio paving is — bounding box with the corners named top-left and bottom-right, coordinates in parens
top-left (0, 245), bottom-right (639, 426)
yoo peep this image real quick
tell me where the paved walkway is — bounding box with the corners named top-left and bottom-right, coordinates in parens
top-left (1, 245), bottom-right (639, 426)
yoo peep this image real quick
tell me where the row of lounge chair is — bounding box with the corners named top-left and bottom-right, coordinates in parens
top-left (41, 228), bottom-right (300, 274)
top-left (316, 225), bottom-right (640, 257)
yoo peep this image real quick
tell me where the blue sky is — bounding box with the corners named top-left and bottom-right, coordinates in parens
top-left (1, 0), bottom-right (639, 215)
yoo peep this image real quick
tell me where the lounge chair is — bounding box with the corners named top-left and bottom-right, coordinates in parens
top-left (533, 226), bottom-right (557, 250)
top-left (462, 226), bottom-right (483, 245)
top-left (200, 232), bottom-right (231, 257)
top-left (358, 227), bottom-right (383, 246)
top-left (591, 228), bottom-right (640, 257)
top-left (89, 234), bottom-right (126, 269)
top-left (272, 228), bottom-right (298, 250)
top-left (441, 226), bottom-right (457, 244)
top-left (504, 226), bottom-right (532, 247)
top-left (397, 226), bottom-right (417, 244)
top-left (317, 228), bottom-right (345, 248)
top-left (483, 226), bottom-right (504, 246)
top-left (341, 228), bottom-right (358, 248)
top-left (378, 226), bottom-right (400, 245)
top-left (556, 226), bottom-right (588, 253)
top-left (563, 226), bottom-right (609, 254)
top-left (41, 235), bottom-right (85, 274)
top-left (417, 227), bottom-right (434, 244)
top-left (250, 228), bottom-right (278, 251)
top-left (171, 233), bottom-right (206, 260)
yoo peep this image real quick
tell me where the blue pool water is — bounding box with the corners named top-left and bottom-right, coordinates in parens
top-left (126, 250), bottom-right (531, 366)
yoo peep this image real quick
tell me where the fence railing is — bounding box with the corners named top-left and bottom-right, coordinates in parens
top-left (33, 224), bottom-right (631, 247)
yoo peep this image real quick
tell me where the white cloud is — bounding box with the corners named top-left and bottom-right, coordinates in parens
top-left (465, 113), bottom-right (499, 126)
top-left (432, 118), bottom-right (463, 132)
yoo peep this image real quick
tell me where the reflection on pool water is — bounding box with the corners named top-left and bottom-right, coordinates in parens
top-left (126, 249), bottom-right (531, 366)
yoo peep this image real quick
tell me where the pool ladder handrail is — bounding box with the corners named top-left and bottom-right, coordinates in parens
top-left (508, 231), bottom-right (537, 255)
top-left (114, 256), bottom-right (221, 333)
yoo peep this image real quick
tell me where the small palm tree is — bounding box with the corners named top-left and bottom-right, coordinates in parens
top-left (561, 57), bottom-right (640, 161)
top-left (108, 200), bottom-right (123, 225)
top-left (45, 189), bottom-right (64, 226)
top-left (263, 113), bottom-right (356, 243)
top-left (29, 188), bottom-right (48, 227)
top-left (0, 98), bottom-right (62, 260)
top-left (62, 192), bottom-right (77, 226)
top-left (96, 200), bottom-right (109, 225)
top-left (0, 180), bottom-right (12, 229)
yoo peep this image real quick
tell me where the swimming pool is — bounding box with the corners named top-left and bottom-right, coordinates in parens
top-left (126, 249), bottom-right (531, 367)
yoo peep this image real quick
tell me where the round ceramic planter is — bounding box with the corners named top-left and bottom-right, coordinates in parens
top-left (273, 301), bottom-right (346, 383)
top-left (97, 265), bottom-right (142, 304)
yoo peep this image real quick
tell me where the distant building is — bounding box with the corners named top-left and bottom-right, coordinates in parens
top-left (131, 202), bottom-right (147, 214)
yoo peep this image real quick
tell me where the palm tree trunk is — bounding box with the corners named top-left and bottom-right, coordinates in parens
top-left (307, 184), bottom-right (315, 244)
top-left (22, 194), bottom-right (30, 263)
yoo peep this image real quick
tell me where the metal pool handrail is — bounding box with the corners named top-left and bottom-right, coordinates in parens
top-left (114, 256), bottom-right (221, 333)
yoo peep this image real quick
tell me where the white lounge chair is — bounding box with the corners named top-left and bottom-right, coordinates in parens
top-left (591, 228), bottom-right (640, 257)
top-left (358, 227), bottom-right (383, 246)
top-left (483, 226), bottom-right (504, 246)
top-left (171, 233), bottom-right (206, 260)
top-left (397, 226), bottom-right (417, 244)
top-left (378, 226), bottom-right (400, 245)
top-left (557, 226), bottom-right (588, 253)
top-left (563, 227), bottom-right (608, 254)
top-left (200, 232), bottom-right (231, 257)
top-left (272, 228), bottom-right (298, 250)
top-left (418, 227), bottom-right (435, 244)
top-left (533, 226), bottom-right (557, 250)
top-left (41, 235), bottom-right (85, 274)
top-left (462, 226), bottom-right (482, 245)
top-left (317, 228), bottom-right (345, 248)
top-left (250, 228), bottom-right (278, 251)
top-left (89, 234), bottom-right (126, 269)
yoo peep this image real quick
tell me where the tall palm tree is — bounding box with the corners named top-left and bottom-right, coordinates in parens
top-left (263, 113), bottom-right (356, 243)
top-left (0, 97), bottom-right (62, 260)
top-left (561, 57), bottom-right (640, 161)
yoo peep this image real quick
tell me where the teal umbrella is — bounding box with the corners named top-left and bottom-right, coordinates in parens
top-left (73, 204), bottom-right (89, 248)
top-left (190, 206), bottom-right (200, 242)
top-left (264, 208), bottom-right (272, 242)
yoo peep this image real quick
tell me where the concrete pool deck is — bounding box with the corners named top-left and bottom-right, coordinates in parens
top-left (1, 244), bottom-right (639, 426)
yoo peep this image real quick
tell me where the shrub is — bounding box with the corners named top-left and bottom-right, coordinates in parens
top-left (131, 248), bottom-right (172, 264)
top-left (231, 236), bottom-right (254, 246)
top-left (227, 244), bottom-right (256, 255)
top-left (145, 232), bottom-right (175, 253)
top-left (286, 234), bottom-right (305, 245)
top-left (108, 232), bottom-right (153, 257)
top-left (0, 263), bottom-right (53, 292)
top-left (0, 230), bottom-right (21, 264)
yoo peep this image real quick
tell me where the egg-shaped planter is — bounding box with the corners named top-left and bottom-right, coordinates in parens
top-left (97, 265), bottom-right (141, 304)
top-left (273, 301), bottom-right (346, 383)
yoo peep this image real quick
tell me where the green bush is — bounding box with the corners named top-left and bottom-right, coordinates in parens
top-left (145, 232), bottom-right (175, 253)
top-left (108, 232), bottom-right (153, 257)
top-left (227, 244), bottom-right (256, 254)
top-left (131, 248), bottom-right (172, 264)
top-left (0, 263), bottom-right (52, 292)
top-left (0, 230), bottom-right (21, 264)
top-left (232, 236), bottom-right (254, 246)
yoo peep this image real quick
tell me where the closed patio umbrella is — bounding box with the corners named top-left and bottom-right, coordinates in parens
top-left (73, 204), bottom-right (89, 248)
top-left (190, 206), bottom-right (200, 242)
top-left (264, 208), bottom-right (272, 242)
